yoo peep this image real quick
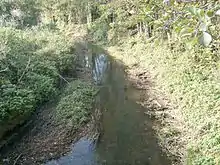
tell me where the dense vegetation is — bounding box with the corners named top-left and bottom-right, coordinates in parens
top-left (56, 80), bottom-right (97, 130)
top-left (0, 0), bottom-right (90, 139)
top-left (0, 0), bottom-right (219, 164)
top-left (0, 27), bottom-right (76, 136)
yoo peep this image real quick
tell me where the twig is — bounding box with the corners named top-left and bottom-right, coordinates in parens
top-left (0, 67), bottom-right (8, 73)
top-left (13, 154), bottom-right (22, 165)
top-left (57, 73), bottom-right (70, 84)
top-left (18, 57), bottom-right (31, 83)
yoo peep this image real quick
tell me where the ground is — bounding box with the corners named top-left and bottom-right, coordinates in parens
top-left (1, 101), bottom-right (92, 165)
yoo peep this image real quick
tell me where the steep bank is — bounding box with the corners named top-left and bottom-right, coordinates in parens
top-left (0, 34), bottom-right (98, 164)
top-left (107, 45), bottom-right (183, 165)
top-left (107, 37), bottom-right (220, 164)
top-left (0, 27), bottom-right (75, 141)
top-left (0, 80), bottom-right (97, 165)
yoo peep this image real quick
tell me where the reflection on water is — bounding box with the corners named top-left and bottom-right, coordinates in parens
top-left (92, 54), bottom-right (109, 85)
top-left (46, 51), bottom-right (109, 165)
top-left (46, 138), bottom-right (98, 165)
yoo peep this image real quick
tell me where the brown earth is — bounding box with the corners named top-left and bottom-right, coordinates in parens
top-left (123, 63), bottom-right (185, 165)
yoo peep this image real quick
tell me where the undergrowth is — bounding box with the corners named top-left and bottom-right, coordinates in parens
top-left (108, 37), bottom-right (220, 165)
top-left (56, 80), bottom-right (97, 130)
top-left (0, 27), bottom-right (75, 138)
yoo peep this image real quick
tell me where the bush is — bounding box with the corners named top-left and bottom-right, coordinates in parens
top-left (56, 81), bottom-right (97, 130)
top-left (0, 0), bottom-right (41, 28)
top-left (88, 20), bottom-right (109, 43)
top-left (192, 156), bottom-right (215, 165)
top-left (0, 85), bottom-right (35, 123)
top-left (22, 73), bottom-right (57, 103)
top-left (0, 27), bottom-right (76, 138)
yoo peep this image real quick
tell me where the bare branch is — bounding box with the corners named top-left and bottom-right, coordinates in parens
top-left (0, 68), bottom-right (8, 73)
top-left (18, 57), bottom-right (31, 83)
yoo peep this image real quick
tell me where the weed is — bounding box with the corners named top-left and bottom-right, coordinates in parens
top-left (56, 80), bottom-right (97, 130)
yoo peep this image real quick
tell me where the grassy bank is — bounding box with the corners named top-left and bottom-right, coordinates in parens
top-left (56, 80), bottom-right (97, 130)
top-left (108, 37), bottom-right (220, 165)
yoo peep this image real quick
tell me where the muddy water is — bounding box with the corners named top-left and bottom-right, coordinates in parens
top-left (46, 45), bottom-right (171, 165)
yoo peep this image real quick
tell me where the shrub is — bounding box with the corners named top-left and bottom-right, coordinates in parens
top-left (0, 27), bottom-right (76, 137)
top-left (88, 20), bottom-right (109, 43)
top-left (22, 73), bottom-right (57, 103)
top-left (56, 81), bottom-right (97, 129)
top-left (192, 156), bottom-right (215, 165)
top-left (0, 85), bottom-right (36, 123)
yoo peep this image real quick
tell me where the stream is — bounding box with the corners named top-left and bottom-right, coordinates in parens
top-left (46, 45), bottom-right (171, 165)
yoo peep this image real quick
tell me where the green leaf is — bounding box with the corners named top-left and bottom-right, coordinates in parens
top-left (196, 8), bottom-right (203, 18)
top-left (179, 27), bottom-right (194, 38)
top-left (207, 10), bottom-right (214, 17)
top-left (187, 6), bottom-right (197, 16)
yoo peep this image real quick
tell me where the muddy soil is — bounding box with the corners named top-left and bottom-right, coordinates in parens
top-left (125, 65), bottom-right (183, 164)
top-left (0, 94), bottom-right (95, 165)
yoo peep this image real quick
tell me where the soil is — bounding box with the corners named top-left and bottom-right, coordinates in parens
top-left (0, 96), bottom-right (95, 165)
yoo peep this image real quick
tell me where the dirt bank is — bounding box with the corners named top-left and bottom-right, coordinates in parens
top-left (108, 46), bottom-right (186, 165)
top-left (1, 101), bottom-right (92, 165)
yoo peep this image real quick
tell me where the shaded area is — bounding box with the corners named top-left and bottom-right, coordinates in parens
top-left (94, 54), bottom-right (171, 165)
top-left (0, 98), bottom-right (92, 165)
top-left (0, 42), bottom-right (95, 165)
top-left (46, 138), bottom-right (98, 165)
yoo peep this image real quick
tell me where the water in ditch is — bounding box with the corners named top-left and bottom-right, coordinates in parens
top-left (46, 44), bottom-right (171, 165)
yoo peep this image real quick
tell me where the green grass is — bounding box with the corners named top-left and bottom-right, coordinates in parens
top-left (108, 37), bottom-right (220, 165)
top-left (56, 80), bottom-right (98, 130)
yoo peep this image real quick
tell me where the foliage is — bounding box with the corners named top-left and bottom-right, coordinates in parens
top-left (0, 0), bottom-right (219, 164)
top-left (88, 19), bottom-right (109, 43)
top-left (93, 2), bottom-right (219, 163)
top-left (0, 0), bottom-right (41, 28)
top-left (38, 0), bottom-right (100, 27)
top-left (0, 27), bottom-right (75, 135)
top-left (56, 80), bottom-right (97, 130)
top-left (0, 85), bottom-right (35, 122)
top-left (93, 0), bottom-right (220, 48)
top-left (0, 0), bottom-right (95, 141)
top-left (22, 73), bottom-right (56, 103)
